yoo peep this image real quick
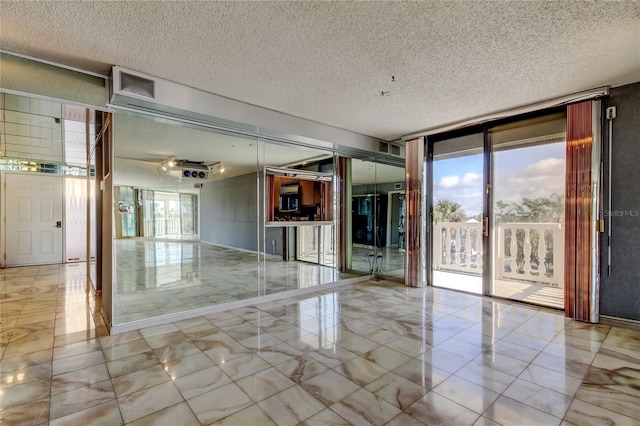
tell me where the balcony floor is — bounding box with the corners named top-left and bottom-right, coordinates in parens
top-left (434, 270), bottom-right (564, 310)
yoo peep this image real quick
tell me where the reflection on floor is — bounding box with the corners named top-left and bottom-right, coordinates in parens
top-left (434, 270), bottom-right (564, 309)
top-left (3, 264), bottom-right (640, 425)
top-left (351, 246), bottom-right (405, 279)
top-left (114, 239), bottom-right (356, 325)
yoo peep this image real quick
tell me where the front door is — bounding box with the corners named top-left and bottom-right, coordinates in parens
top-left (5, 173), bottom-right (63, 266)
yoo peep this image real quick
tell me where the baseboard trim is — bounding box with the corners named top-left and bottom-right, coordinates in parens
top-left (599, 315), bottom-right (640, 330)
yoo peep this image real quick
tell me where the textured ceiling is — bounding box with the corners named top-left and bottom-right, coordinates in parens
top-left (1, 1), bottom-right (639, 140)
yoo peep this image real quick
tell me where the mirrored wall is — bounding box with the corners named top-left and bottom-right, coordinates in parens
top-left (349, 158), bottom-right (405, 280)
top-left (0, 91), bottom-right (407, 329)
top-left (111, 112), bottom-right (349, 324)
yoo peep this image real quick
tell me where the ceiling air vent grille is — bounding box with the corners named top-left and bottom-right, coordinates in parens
top-left (120, 72), bottom-right (155, 99)
top-left (378, 141), bottom-right (389, 153)
top-left (390, 144), bottom-right (401, 156)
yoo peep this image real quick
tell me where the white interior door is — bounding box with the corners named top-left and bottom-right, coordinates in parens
top-left (5, 173), bottom-right (63, 266)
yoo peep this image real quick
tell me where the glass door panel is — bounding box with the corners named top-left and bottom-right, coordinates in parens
top-left (297, 224), bottom-right (335, 267)
top-left (490, 130), bottom-right (565, 308)
top-left (427, 113), bottom-right (566, 309)
top-left (179, 193), bottom-right (197, 237)
top-left (431, 133), bottom-right (484, 294)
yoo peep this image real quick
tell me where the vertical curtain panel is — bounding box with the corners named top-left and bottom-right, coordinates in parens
top-left (405, 137), bottom-right (425, 287)
top-left (565, 100), bottom-right (595, 321)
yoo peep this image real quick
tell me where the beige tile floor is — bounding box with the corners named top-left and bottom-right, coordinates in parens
top-left (113, 239), bottom-right (359, 325)
top-left (2, 263), bottom-right (640, 425)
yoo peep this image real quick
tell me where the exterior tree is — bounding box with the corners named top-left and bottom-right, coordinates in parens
top-left (495, 193), bottom-right (564, 224)
top-left (433, 199), bottom-right (466, 223)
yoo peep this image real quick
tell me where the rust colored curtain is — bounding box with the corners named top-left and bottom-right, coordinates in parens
top-left (405, 137), bottom-right (425, 287)
top-left (565, 101), bottom-right (594, 320)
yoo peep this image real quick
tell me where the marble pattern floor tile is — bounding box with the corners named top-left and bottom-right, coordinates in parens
top-left (48, 400), bottom-right (123, 426)
top-left (0, 398), bottom-right (50, 425)
top-left (0, 379), bottom-right (51, 410)
top-left (454, 361), bottom-right (516, 393)
top-left (473, 350), bottom-right (530, 377)
top-left (575, 381), bottom-right (640, 420)
top-left (333, 355), bottom-right (389, 387)
top-left (406, 391), bottom-right (480, 425)
top-left (162, 352), bottom-right (215, 379)
top-left (532, 351), bottom-right (591, 379)
top-left (51, 363), bottom-right (111, 395)
top-left (210, 404), bottom-right (276, 426)
top-left (218, 353), bottom-right (271, 380)
top-left (433, 374), bottom-right (500, 414)
top-left (186, 382), bottom-right (253, 425)
top-left (253, 342), bottom-right (304, 366)
top-left (300, 408), bottom-right (350, 425)
top-left (362, 345), bottom-right (412, 371)
top-left (519, 364), bottom-right (582, 397)
top-left (392, 358), bottom-right (450, 390)
top-left (235, 367), bottom-right (296, 402)
top-left (106, 351), bottom-right (159, 378)
top-left (111, 364), bottom-right (169, 398)
top-left (258, 385), bottom-right (325, 426)
top-left (117, 380), bottom-right (184, 423)
top-left (364, 371), bottom-right (427, 410)
top-left (563, 398), bottom-right (639, 426)
top-left (484, 395), bottom-right (561, 425)
top-left (275, 354), bottom-right (329, 384)
top-left (4, 264), bottom-right (640, 425)
top-left (300, 369), bottom-right (360, 406)
top-left (330, 388), bottom-right (402, 425)
top-left (49, 379), bottom-right (116, 420)
top-left (0, 361), bottom-right (51, 388)
top-left (504, 377), bottom-right (573, 419)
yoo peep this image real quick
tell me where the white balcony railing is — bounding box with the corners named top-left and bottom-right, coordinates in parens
top-left (433, 221), bottom-right (564, 289)
top-left (154, 218), bottom-right (181, 236)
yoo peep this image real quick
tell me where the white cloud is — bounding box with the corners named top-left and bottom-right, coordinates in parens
top-left (434, 174), bottom-right (483, 216)
top-left (461, 172), bottom-right (482, 186)
top-left (495, 157), bottom-right (565, 204)
top-left (432, 156), bottom-right (565, 216)
top-left (440, 175), bottom-right (460, 188)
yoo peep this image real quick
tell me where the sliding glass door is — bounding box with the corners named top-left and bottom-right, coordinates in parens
top-left (430, 133), bottom-right (484, 294)
top-left (429, 113), bottom-right (566, 309)
top-left (489, 114), bottom-right (566, 308)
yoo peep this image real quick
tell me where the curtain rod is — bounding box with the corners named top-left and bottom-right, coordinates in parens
top-left (402, 86), bottom-right (609, 141)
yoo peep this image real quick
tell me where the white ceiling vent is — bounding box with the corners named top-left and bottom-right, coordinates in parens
top-left (390, 144), bottom-right (401, 156)
top-left (378, 141), bottom-right (389, 153)
top-left (120, 71), bottom-right (155, 99)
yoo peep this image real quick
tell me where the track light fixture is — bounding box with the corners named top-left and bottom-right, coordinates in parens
top-left (158, 156), bottom-right (222, 181)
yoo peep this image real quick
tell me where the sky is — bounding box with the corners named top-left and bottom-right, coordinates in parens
top-left (433, 142), bottom-right (565, 217)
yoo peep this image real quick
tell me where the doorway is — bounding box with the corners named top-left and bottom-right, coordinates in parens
top-left (428, 113), bottom-right (566, 309)
top-left (430, 132), bottom-right (484, 294)
top-left (5, 172), bottom-right (63, 266)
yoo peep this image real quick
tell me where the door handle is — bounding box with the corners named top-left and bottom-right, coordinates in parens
top-left (55, 221), bottom-right (62, 228)
top-left (483, 217), bottom-right (489, 237)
